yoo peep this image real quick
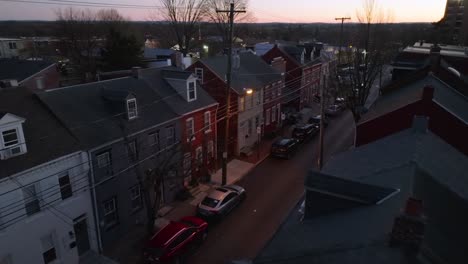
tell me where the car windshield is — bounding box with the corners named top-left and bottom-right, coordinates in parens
top-left (179, 220), bottom-right (196, 227)
top-left (201, 197), bottom-right (220, 208)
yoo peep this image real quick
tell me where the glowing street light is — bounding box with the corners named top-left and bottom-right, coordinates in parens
top-left (244, 88), bottom-right (253, 95)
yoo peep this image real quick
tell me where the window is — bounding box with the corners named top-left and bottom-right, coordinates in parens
top-left (127, 140), bottom-right (138, 162)
top-left (187, 81), bottom-right (196, 101)
top-left (148, 131), bottom-right (160, 150)
top-left (277, 103), bottom-right (281, 121)
top-left (272, 106), bottom-right (277, 122)
top-left (59, 174), bottom-right (72, 200)
top-left (277, 82), bottom-right (282, 96)
top-left (126, 98), bottom-right (138, 120)
top-left (195, 147), bottom-right (203, 166)
top-left (169, 229), bottom-right (193, 249)
top-left (166, 126), bottom-right (175, 146)
top-left (41, 233), bottom-right (57, 264)
top-left (248, 119), bottom-right (253, 135)
top-left (255, 116), bottom-right (260, 128)
top-left (266, 109), bottom-right (271, 125)
top-left (246, 94), bottom-right (253, 109)
top-left (204, 111), bottom-right (211, 132)
top-left (207, 140), bottom-right (214, 159)
top-left (8, 42), bottom-right (17, 49)
top-left (183, 153), bottom-right (191, 176)
top-left (130, 185), bottom-right (142, 211)
top-left (255, 92), bottom-right (261, 105)
top-left (221, 193), bottom-right (236, 206)
top-left (23, 184), bottom-right (40, 216)
top-left (2, 129), bottom-right (19, 147)
top-left (186, 118), bottom-right (195, 141)
top-left (239, 97), bottom-right (245, 112)
top-left (103, 197), bottom-right (118, 227)
top-left (97, 152), bottom-right (111, 169)
top-left (195, 68), bottom-right (203, 83)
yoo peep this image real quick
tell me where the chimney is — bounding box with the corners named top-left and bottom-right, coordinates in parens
top-left (429, 44), bottom-right (441, 72)
top-left (132, 66), bottom-right (142, 79)
top-left (389, 197), bottom-right (426, 253)
top-left (166, 59), bottom-right (172, 66)
top-left (412, 116), bottom-right (429, 134)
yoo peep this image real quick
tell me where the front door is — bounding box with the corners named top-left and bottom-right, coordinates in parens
top-left (73, 215), bottom-right (90, 256)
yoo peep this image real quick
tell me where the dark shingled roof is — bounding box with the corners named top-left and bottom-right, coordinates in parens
top-left (0, 86), bottom-right (80, 179)
top-left (0, 59), bottom-right (54, 82)
top-left (200, 52), bottom-right (282, 94)
top-left (37, 77), bottom-right (179, 149)
top-left (140, 67), bottom-right (218, 115)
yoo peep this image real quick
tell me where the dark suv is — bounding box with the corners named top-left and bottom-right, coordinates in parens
top-left (271, 138), bottom-right (299, 159)
top-left (292, 124), bottom-right (319, 142)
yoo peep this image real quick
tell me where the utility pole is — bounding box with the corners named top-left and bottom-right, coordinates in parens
top-left (317, 74), bottom-right (326, 170)
top-left (217, 2), bottom-right (245, 185)
top-left (335, 17), bottom-right (351, 65)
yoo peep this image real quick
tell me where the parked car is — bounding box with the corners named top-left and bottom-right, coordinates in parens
top-left (292, 124), bottom-right (319, 142)
top-left (325, 104), bottom-right (343, 117)
top-left (271, 138), bottom-right (299, 159)
top-left (144, 216), bottom-right (208, 264)
top-left (308, 115), bottom-right (329, 127)
top-left (197, 185), bottom-right (246, 219)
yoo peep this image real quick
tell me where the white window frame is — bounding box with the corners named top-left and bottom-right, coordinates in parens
top-left (127, 140), bottom-right (138, 162)
top-left (266, 108), bottom-right (271, 125)
top-left (272, 106), bottom-right (277, 122)
top-left (195, 68), bottom-right (203, 83)
top-left (130, 185), bottom-right (142, 211)
top-left (23, 184), bottom-right (40, 216)
top-left (126, 98), bottom-right (138, 120)
top-left (166, 126), bottom-right (175, 146)
top-left (186, 118), bottom-right (195, 142)
top-left (2, 128), bottom-right (19, 147)
top-left (187, 81), bottom-right (197, 101)
top-left (103, 197), bottom-right (118, 227)
top-left (97, 152), bottom-right (110, 168)
top-left (207, 140), bottom-right (214, 159)
top-left (239, 96), bottom-right (245, 112)
top-left (148, 130), bottom-right (160, 150)
top-left (195, 146), bottom-right (203, 166)
top-left (204, 111), bottom-right (211, 133)
top-left (8, 42), bottom-right (17, 49)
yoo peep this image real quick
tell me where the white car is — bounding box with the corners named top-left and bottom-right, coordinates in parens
top-left (197, 185), bottom-right (246, 218)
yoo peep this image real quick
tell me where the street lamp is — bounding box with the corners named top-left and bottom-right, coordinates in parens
top-left (244, 88), bottom-right (253, 95)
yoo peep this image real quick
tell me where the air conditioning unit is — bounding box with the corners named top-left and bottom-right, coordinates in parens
top-left (0, 146), bottom-right (22, 160)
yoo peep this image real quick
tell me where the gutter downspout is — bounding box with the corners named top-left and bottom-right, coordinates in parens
top-left (87, 151), bottom-right (103, 253)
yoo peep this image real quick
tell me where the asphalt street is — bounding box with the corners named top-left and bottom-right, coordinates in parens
top-left (187, 110), bottom-right (356, 264)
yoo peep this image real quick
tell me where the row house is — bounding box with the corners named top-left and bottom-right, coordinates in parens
top-left (0, 86), bottom-right (99, 264)
top-left (38, 75), bottom-right (183, 254)
top-left (138, 67), bottom-right (219, 185)
top-left (0, 59), bottom-right (60, 90)
top-left (189, 52), bottom-right (283, 156)
top-left (262, 44), bottom-right (322, 111)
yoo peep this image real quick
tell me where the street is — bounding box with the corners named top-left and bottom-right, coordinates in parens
top-left (187, 110), bottom-right (356, 264)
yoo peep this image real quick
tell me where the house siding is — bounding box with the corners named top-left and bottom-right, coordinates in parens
top-left (91, 120), bottom-right (183, 251)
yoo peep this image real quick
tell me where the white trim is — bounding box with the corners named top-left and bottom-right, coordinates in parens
top-left (185, 117), bottom-right (195, 142)
top-left (195, 67), bottom-right (204, 83)
top-left (187, 80), bottom-right (197, 102)
top-left (126, 98), bottom-right (138, 120)
top-left (204, 111), bottom-right (211, 133)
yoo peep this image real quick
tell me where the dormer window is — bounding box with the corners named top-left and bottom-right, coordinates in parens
top-left (126, 98), bottom-right (138, 120)
top-left (195, 68), bottom-right (203, 83)
top-left (0, 113), bottom-right (27, 160)
top-left (187, 81), bottom-right (196, 102)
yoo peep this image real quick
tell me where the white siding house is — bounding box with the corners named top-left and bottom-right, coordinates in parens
top-left (0, 151), bottom-right (98, 264)
top-left (0, 38), bottom-right (25, 59)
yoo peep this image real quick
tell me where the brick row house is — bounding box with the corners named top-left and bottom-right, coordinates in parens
top-left (189, 52), bottom-right (284, 157)
top-left (262, 43), bottom-right (322, 112)
top-left (139, 67), bottom-right (218, 186)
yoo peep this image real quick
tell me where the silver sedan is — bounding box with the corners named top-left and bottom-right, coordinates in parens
top-left (197, 185), bottom-right (246, 219)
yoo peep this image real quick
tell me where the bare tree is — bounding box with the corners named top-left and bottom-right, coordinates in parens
top-left (206, 0), bottom-right (253, 47)
top-left (55, 8), bottom-right (129, 81)
top-left (158, 0), bottom-right (209, 55)
top-left (335, 0), bottom-right (396, 122)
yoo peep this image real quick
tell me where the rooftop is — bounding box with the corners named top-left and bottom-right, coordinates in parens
top-left (0, 59), bottom-right (54, 82)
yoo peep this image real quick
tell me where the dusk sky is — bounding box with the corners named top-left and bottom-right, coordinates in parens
top-left (0, 0), bottom-right (446, 23)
